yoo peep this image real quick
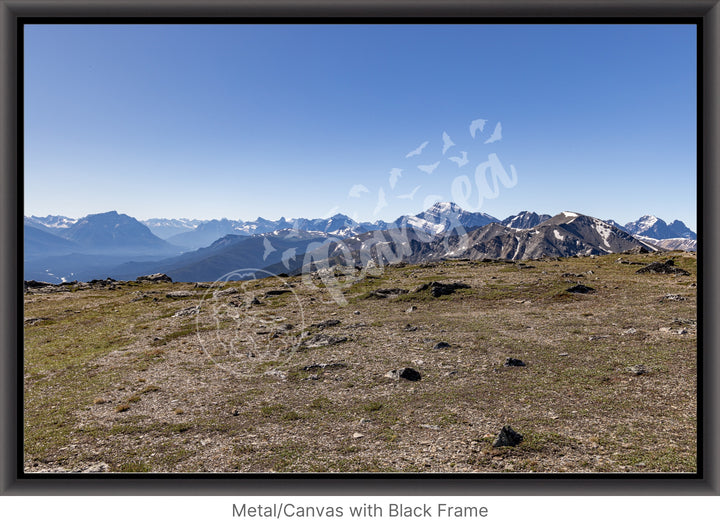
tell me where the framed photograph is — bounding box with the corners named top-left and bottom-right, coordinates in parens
top-left (3, 0), bottom-right (718, 499)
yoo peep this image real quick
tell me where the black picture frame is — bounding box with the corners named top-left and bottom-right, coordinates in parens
top-left (2, 0), bottom-right (717, 496)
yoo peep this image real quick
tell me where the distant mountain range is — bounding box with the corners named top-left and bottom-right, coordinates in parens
top-left (23, 204), bottom-right (697, 282)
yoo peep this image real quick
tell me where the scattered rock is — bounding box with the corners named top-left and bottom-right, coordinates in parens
top-left (24, 317), bottom-right (50, 325)
top-left (566, 284), bottom-right (595, 294)
top-left (173, 306), bottom-right (199, 317)
top-left (353, 310), bottom-right (361, 315)
top-left (385, 369), bottom-right (400, 380)
top-left (387, 367), bottom-right (422, 381)
top-left (672, 318), bottom-right (696, 327)
top-left (503, 357), bottom-right (526, 367)
top-left (661, 294), bottom-right (686, 301)
top-left (352, 432), bottom-right (364, 439)
top-left (213, 287), bottom-right (238, 297)
top-left (313, 319), bottom-right (341, 330)
top-left (636, 260), bottom-right (689, 275)
top-left (629, 364), bottom-right (648, 375)
top-left (24, 280), bottom-right (54, 290)
top-left (434, 341), bottom-right (451, 349)
top-left (406, 305), bottom-right (417, 313)
top-left (402, 324), bottom-right (418, 331)
top-left (562, 272), bottom-right (584, 278)
top-left (80, 462), bottom-right (110, 473)
top-left (302, 334), bottom-right (348, 349)
top-left (414, 281), bottom-right (470, 297)
top-left (264, 369), bottom-right (287, 380)
top-left (89, 278), bottom-right (118, 288)
top-left (558, 352), bottom-right (570, 357)
top-left (302, 362), bottom-right (347, 371)
top-left (265, 289), bottom-right (292, 297)
top-left (165, 291), bottom-right (194, 298)
top-left (367, 288), bottom-right (409, 299)
top-left (492, 426), bottom-right (523, 447)
top-left (622, 328), bottom-right (638, 335)
top-left (136, 273), bottom-right (172, 283)
top-left (250, 297), bottom-right (262, 305)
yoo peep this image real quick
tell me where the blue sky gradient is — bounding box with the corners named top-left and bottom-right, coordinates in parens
top-left (24, 24), bottom-right (697, 229)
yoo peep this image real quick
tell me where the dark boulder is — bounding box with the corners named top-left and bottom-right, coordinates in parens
top-left (492, 425), bottom-right (524, 447)
top-left (636, 260), bottom-right (689, 275)
top-left (414, 281), bottom-right (470, 297)
top-left (265, 289), bottom-right (292, 296)
top-left (367, 288), bottom-right (409, 299)
top-left (399, 367), bottom-right (422, 381)
top-left (566, 284), bottom-right (595, 294)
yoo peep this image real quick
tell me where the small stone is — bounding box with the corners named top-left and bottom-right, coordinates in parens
top-left (354, 310), bottom-right (361, 315)
top-left (629, 364), bottom-right (648, 375)
top-left (661, 294), bottom-right (686, 301)
top-left (352, 432), bottom-right (364, 439)
top-left (385, 369), bottom-right (400, 379)
top-left (503, 357), bottom-right (526, 367)
top-left (406, 306), bottom-right (417, 313)
top-left (558, 352), bottom-right (570, 357)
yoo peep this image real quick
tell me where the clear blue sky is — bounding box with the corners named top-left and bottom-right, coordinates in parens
top-left (24, 24), bottom-right (697, 229)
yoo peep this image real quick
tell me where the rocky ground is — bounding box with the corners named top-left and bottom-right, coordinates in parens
top-left (23, 251), bottom-right (697, 473)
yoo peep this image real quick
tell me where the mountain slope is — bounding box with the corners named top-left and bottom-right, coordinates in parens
top-left (392, 202), bottom-right (499, 234)
top-left (24, 225), bottom-right (81, 258)
top-left (60, 211), bottom-right (179, 254)
top-left (293, 211), bottom-right (655, 270)
top-left (141, 218), bottom-right (205, 240)
top-left (110, 229), bottom-right (332, 282)
top-left (501, 211), bottom-right (551, 230)
top-left (625, 215), bottom-right (696, 240)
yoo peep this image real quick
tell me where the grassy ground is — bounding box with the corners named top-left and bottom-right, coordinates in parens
top-left (23, 251), bottom-right (697, 473)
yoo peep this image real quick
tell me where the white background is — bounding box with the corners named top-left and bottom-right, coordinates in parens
top-left (1, 495), bottom-right (718, 531)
